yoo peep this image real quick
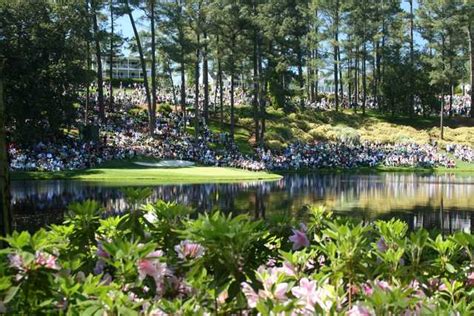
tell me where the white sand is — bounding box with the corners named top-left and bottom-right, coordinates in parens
top-left (133, 160), bottom-right (195, 168)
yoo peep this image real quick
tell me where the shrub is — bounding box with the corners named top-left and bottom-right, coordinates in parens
top-left (332, 125), bottom-right (360, 144)
top-left (266, 139), bottom-right (285, 151)
top-left (157, 103), bottom-right (172, 115)
top-left (308, 127), bottom-right (329, 141)
top-left (2, 199), bottom-right (474, 314)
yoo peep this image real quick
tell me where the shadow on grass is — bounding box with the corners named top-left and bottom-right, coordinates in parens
top-left (11, 158), bottom-right (199, 180)
top-left (11, 169), bottom-right (104, 181)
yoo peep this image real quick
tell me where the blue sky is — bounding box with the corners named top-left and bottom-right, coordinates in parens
top-left (115, 1), bottom-right (422, 55)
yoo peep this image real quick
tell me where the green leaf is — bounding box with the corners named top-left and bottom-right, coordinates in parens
top-left (3, 286), bottom-right (19, 304)
top-left (445, 263), bottom-right (456, 274)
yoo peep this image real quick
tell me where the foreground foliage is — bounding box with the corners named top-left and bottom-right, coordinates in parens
top-left (2, 192), bottom-right (474, 314)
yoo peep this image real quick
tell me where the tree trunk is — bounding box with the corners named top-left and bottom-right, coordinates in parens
top-left (126, 0), bottom-right (153, 134)
top-left (85, 0), bottom-right (91, 124)
top-left (372, 40), bottom-right (376, 108)
top-left (180, 61), bottom-right (186, 122)
top-left (218, 57), bottom-right (223, 128)
top-left (109, 0), bottom-right (114, 109)
top-left (92, 0), bottom-right (105, 121)
top-left (259, 45), bottom-right (266, 147)
top-left (362, 42), bottom-right (367, 115)
top-left (203, 32), bottom-right (209, 124)
top-left (150, 0), bottom-right (157, 132)
top-left (338, 46), bottom-right (344, 108)
top-left (409, 0), bottom-right (415, 117)
top-left (309, 50), bottom-right (315, 102)
top-left (348, 40), bottom-right (352, 105)
top-left (297, 42), bottom-right (304, 109)
top-left (0, 57), bottom-right (12, 241)
top-left (449, 85), bottom-right (453, 117)
top-left (167, 61), bottom-right (177, 107)
top-left (194, 33), bottom-right (200, 140)
top-left (315, 49), bottom-right (319, 99)
top-left (440, 93), bottom-right (444, 140)
top-left (376, 40), bottom-right (382, 112)
top-left (348, 62), bottom-right (352, 105)
top-left (230, 70), bottom-right (235, 141)
top-left (468, 22), bottom-right (474, 118)
top-left (230, 36), bottom-right (236, 141)
top-left (253, 25), bottom-right (260, 145)
top-left (333, 0), bottom-right (339, 111)
top-left (355, 45), bottom-right (359, 112)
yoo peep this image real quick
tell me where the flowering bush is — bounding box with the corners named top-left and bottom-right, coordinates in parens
top-left (1, 197), bottom-right (474, 314)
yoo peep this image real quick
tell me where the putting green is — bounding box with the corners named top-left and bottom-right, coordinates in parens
top-left (11, 164), bottom-right (282, 183)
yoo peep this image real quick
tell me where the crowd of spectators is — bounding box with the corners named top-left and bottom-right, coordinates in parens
top-left (8, 85), bottom-right (473, 172)
top-left (447, 143), bottom-right (474, 163)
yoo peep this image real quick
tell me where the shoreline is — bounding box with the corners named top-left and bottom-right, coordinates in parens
top-left (11, 164), bottom-right (474, 183)
top-left (10, 165), bottom-right (283, 183)
top-left (275, 165), bottom-right (474, 175)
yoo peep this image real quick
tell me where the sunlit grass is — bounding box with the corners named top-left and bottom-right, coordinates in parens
top-left (11, 159), bottom-right (282, 183)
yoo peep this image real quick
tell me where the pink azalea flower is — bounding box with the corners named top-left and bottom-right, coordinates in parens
top-left (35, 251), bottom-right (60, 270)
top-left (427, 278), bottom-right (440, 290)
top-left (217, 290), bottom-right (228, 305)
top-left (362, 283), bottom-right (373, 296)
top-left (266, 258), bottom-right (277, 267)
top-left (278, 261), bottom-right (297, 277)
top-left (409, 279), bottom-right (425, 298)
top-left (291, 278), bottom-right (318, 312)
top-left (274, 283), bottom-right (289, 301)
top-left (289, 224), bottom-right (310, 250)
top-left (467, 272), bottom-right (474, 286)
top-left (174, 240), bottom-right (205, 260)
top-left (314, 287), bottom-right (334, 312)
top-left (376, 280), bottom-right (391, 291)
top-left (347, 304), bottom-right (374, 316)
top-left (149, 308), bottom-right (168, 316)
top-left (317, 255), bottom-right (326, 266)
top-left (137, 249), bottom-right (170, 292)
top-left (241, 282), bottom-right (259, 308)
top-left (438, 283), bottom-right (448, 291)
top-left (8, 253), bottom-right (25, 271)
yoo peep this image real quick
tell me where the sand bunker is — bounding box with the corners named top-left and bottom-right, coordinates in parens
top-left (133, 160), bottom-right (195, 168)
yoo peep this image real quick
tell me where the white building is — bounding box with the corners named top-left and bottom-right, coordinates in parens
top-left (95, 56), bottom-right (151, 79)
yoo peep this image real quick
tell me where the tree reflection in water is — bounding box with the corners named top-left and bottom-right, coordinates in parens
top-left (11, 173), bottom-right (474, 233)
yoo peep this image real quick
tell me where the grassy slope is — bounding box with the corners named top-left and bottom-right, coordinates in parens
top-left (15, 109), bottom-right (473, 181)
top-left (208, 107), bottom-right (474, 172)
top-left (11, 159), bottom-right (282, 183)
top-left (261, 108), bottom-right (474, 148)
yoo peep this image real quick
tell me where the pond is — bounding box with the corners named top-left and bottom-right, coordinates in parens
top-left (11, 172), bottom-right (474, 233)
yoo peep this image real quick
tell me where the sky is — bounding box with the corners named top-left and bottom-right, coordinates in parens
top-left (115, 1), bottom-right (423, 56)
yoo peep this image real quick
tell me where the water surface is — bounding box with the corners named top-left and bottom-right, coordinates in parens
top-left (11, 173), bottom-right (474, 233)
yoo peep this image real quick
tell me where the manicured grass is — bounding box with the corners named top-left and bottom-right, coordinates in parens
top-left (11, 159), bottom-right (282, 183)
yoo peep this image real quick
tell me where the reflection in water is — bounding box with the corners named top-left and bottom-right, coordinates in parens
top-left (11, 173), bottom-right (474, 233)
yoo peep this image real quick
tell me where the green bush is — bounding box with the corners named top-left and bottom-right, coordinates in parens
top-left (266, 139), bottom-right (285, 151)
top-left (3, 197), bottom-right (474, 314)
top-left (332, 125), bottom-right (360, 144)
top-left (271, 125), bottom-right (293, 141)
top-left (157, 103), bottom-right (173, 115)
